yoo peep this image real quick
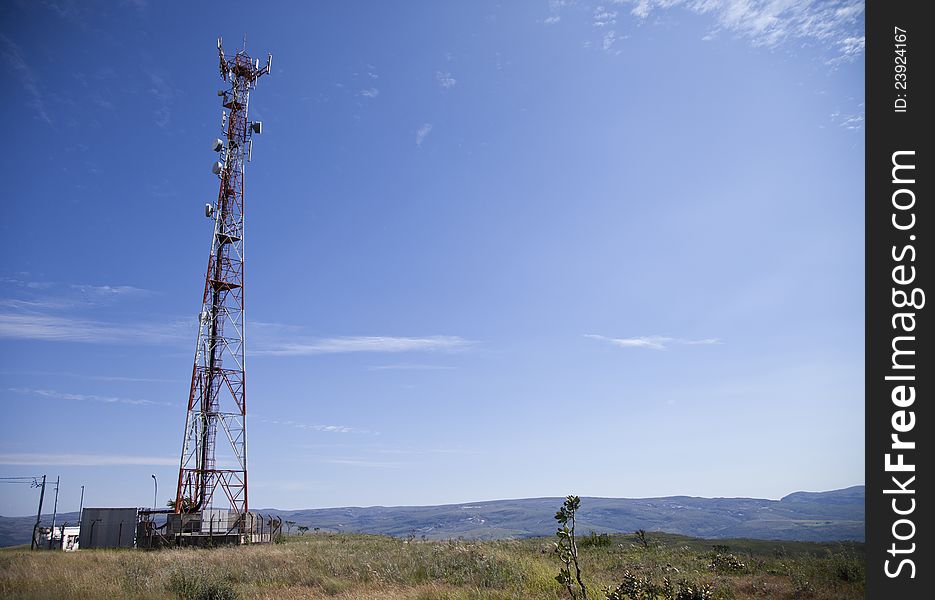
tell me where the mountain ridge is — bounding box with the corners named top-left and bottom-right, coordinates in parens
top-left (0, 485), bottom-right (864, 547)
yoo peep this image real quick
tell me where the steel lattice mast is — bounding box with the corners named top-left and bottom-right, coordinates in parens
top-left (175, 37), bottom-right (271, 518)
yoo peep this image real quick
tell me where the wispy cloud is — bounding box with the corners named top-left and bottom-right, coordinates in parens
top-left (148, 72), bottom-right (180, 128)
top-left (0, 453), bottom-right (176, 466)
top-left (545, 0), bottom-right (570, 24)
top-left (830, 35), bottom-right (864, 65)
top-left (0, 298), bottom-right (74, 311)
top-left (359, 87), bottom-right (379, 98)
top-left (252, 335), bottom-right (472, 357)
top-left (366, 363), bottom-right (457, 371)
top-left (435, 71), bottom-right (457, 90)
top-left (0, 276), bottom-right (54, 290)
top-left (0, 312), bottom-right (187, 344)
top-left (8, 387), bottom-right (173, 407)
top-left (70, 284), bottom-right (150, 298)
top-left (589, 6), bottom-right (623, 52)
top-left (0, 34), bottom-right (52, 125)
top-left (830, 106), bottom-right (864, 130)
top-left (72, 374), bottom-right (173, 383)
top-left (1, 277), bottom-right (152, 310)
top-left (619, 0), bottom-right (864, 62)
top-left (376, 446), bottom-right (481, 456)
top-left (585, 333), bottom-right (720, 350)
top-left (122, 0), bottom-right (149, 11)
top-left (593, 6), bottom-right (618, 27)
top-left (89, 91), bottom-right (115, 111)
top-left (416, 123), bottom-right (433, 146)
top-left (0, 277), bottom-right (182, 345)
top-left (322, 458), bottom-right (405, 468)
top-left (253, 414), bottom-right (367, 434)
top-left (0, 370), bottom-right (173, 383)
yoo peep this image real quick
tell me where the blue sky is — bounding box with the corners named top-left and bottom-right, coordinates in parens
top-left (0, 0), bottom-right (864, 517)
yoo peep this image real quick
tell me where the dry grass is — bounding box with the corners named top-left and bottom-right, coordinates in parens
top-left (0, 533), bottom-right (863, 599)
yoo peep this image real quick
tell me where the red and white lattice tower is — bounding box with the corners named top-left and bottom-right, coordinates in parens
top-left (175, 38), bottom-right (271, 519)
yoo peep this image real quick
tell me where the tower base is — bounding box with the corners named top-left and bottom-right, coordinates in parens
top-left (136, 510), bottom-right (281, 549)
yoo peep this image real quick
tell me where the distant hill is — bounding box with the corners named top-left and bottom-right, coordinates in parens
top-left (262, 485), bottom-right (864, 543)
top-left (0, 486), bottom-right (863, 547)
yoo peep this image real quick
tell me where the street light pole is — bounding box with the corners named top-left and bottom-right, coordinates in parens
top-left (48, 476), bottom-right (60, 549)
top-left (151, 474), bottom-right (157, 510)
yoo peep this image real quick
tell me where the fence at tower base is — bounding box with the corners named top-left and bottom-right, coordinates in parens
top-left (137, 510), bottom-right (282, 548)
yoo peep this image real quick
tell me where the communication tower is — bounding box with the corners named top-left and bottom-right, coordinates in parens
top-left (174, 37), bottom-right (271, 526)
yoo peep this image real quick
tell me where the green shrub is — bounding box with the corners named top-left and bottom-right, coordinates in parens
top-left (672, 582), bottom-right (715, 600)
top-left (605, 570), bottom-right (655, 600)
top-left (828, 549), bottom-right (864, 583)
top-left (580, 531), bottom-right (613, 549)
top-left (708, 552), bottom-right (746, 573)
top-left (605, 572), bottom-right (715, 600)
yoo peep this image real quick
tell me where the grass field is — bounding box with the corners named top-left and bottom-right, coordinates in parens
top-left (0, 531), bottom-right (863, 599)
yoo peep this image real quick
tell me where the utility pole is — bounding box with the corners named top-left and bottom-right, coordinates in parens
top-left (48, 476), bottom-right (60, 549)
top-left (31, 475), bottom-right (46, 550)
top-left (78, 485), bottom-right (85, 526)
top-left (151, 474), bottom-right (157, 509)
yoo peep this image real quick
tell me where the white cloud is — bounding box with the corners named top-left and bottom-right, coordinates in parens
top-left (0, 278), bottom-right (182, 345)
top-left (252, 335), bottom-right (472, 357)
top-left (830, 108), bottom-right (863, 130)
top-left (70, 284), bottom-right (150, 298)
top-left (0, 298), bottom-right (74, 311)
top-left (253, 415), bottom-right (365, 434)
top-left (322, 458), bottom-right (405, 468)
top-left (0, 280), bottom-right (152, 312)
top-left (5, 276), bottom-right (131, 291)
top-left (837, 35), bottom-right (864, 55)
top-left (828, 35), bottom-right (864, 66)
top-left (435, 71), bottom-right (457, 89)
top-left (359, 87), bottom-right (379, 98)
top-left (148, 72), bottom-right (180, 128)
top-left (416, 123), bottom-right (433, 146)
top-left (0, 312), bottom-right (187, 344)
top-left (0, 453), bottom-right (177, 466)
top-left (8, 387), bottom-right (172, 407)
top-left (546, 0), bottom-right (572, 23)
top-left (593, 6), bottom-right (618, 27)
top-left (0, 370), bottom-right (172, 383)
top-left (602, 30), bottom-right (618, 51)
top-left (366, 363), bottom-right (457, 371)
top-left (72, 374), bottom-right (173, 383)
top-left (585, 333), bottom-right (720, 350)
top-left (615, 0), bottom-right (864, 62)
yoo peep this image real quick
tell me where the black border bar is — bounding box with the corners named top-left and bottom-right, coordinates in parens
top-left (866, 1), bottom-right (931, 596)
